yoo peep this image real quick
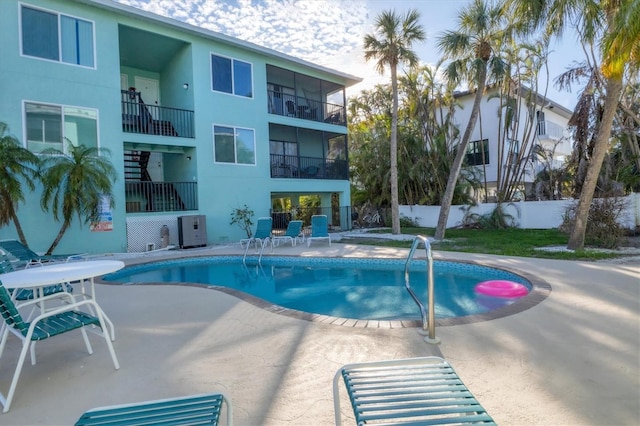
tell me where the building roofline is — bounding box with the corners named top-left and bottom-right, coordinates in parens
top-left (453, 85), bottom-right (573, 119)
top-left (75, 0), bottom-right (363, 86)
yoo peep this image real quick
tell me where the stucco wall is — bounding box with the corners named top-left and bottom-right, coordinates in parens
top-left (400, 193), bottom-right (640, 230)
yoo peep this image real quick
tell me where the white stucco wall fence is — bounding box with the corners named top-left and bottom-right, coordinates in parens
top-left (399, 193), bottom-right (640, 230)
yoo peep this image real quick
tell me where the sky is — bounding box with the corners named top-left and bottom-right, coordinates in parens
top-left (115, 0), bottom-right (586, 110)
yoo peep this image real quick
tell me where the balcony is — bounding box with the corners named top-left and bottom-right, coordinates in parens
top-left (268, 90), bottom-right (345, 125)
top-left (537, 120), bottom-right (564, 141)
top-left (121, 90), bottom-right (195, 138)
top-left (270, 154), bottom-right (348, 180)
top-left (125, 181), bottom-right (198, 213)
top-left (267, 64), bottom-right (347, 127)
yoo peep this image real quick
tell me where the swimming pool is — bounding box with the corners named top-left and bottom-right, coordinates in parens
top-left (103, 256), bottom-right (544, 323)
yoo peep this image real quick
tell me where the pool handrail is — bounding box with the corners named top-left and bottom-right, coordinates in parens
top-left (242, 235), bottom-right (271, 265)
top-left (404, 235), bottom-right (439, 344)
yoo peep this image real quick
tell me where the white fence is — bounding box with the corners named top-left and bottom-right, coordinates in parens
top-left (399, 193), bottom-right (640, 230)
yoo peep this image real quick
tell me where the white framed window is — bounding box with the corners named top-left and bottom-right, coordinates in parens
top-left (20, 3), bottom-right (95, 68)
top-left (213, 125), bottom-right (255, 165)
top-left (24, 101), bottom-right (98, 154)
top-left (211, 54), bottom-right (253, 98)
top-left (466, 139), bottom-right (489, 166)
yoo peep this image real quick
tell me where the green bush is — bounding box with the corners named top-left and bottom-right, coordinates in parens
top-left (230, 205), bottom-right (254, 238)
top-left (560, 197), bottom-right (628, 249)
top-left (399, 215), bottom-right (419, 228)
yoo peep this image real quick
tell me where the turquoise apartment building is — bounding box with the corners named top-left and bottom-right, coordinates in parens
top-left (0, 0), bottom-right (361, 254)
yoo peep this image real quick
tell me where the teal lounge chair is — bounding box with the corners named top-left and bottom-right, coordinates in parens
top-left (241, 217), bottom-right (273, 253)
top-left (272, 220), bottom-right (304, 247)
top-left (333, 356), bottom-right (496, 425)
top-left (307, 215), bottom-right (331, 247)
top-left (0, 239), bottom-right (85, 267)
top-left (0, 279), bottom-right (119, 413)
top-left (0, 252), bottom-right (73, 302)
top-left (75, 393), bottom-right (232, 426)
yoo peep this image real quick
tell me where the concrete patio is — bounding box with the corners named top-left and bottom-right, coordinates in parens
top-left (0, 241), bottom-right (638, 425)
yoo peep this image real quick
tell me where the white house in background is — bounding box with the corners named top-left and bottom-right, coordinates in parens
top-left (451, 86), bottom-right (574, 200)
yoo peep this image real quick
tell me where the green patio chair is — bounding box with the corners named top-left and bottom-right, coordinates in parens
top-left (0, 279), bottom-right (119, 412)
top-left (333, 356), bottom-right (496, 425)
top-left (0, 239), bottom-right (85, 267)
top-left (75, 392), bottom-right (232, 426)
top-left (0, 252), bottom-right (73, 302)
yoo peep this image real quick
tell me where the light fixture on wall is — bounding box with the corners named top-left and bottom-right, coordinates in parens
top-left (183, 83), bottom-right (189, 90)
top-left (186, 155), bottom-right (192, 161)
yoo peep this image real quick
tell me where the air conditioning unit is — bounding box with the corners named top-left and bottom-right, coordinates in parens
top-left (178, 215), bottom-right (207, 249)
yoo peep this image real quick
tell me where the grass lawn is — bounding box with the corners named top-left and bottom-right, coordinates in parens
top-left (340, 227), bottom-right (628, 261)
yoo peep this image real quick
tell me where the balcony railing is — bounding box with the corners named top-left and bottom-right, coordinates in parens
top-left (267, 90), bottom-right (345, 126)
top-left (270, 154), bottom-right (348, 180)
top-left (537, 120), bottom-right (564, 140)
top-left (121, 90), bottom-right (195, 138)
top-left (125, 181), bottom-right (198, 213)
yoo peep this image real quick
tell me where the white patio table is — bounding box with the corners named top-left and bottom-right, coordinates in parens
top-left (0, 260), bottom-right (124, 340)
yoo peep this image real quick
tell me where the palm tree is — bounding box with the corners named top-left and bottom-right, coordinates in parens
top-left (505, 0), bottom-right (640, 249)
top-left (363, 9), bottom-right (425, 234)
top-left (434, 0), bottom-right (507, 240)
top-left (39, 144), bottom-right (116, 255)
top-left (0, 122), bottom-right (39, 246)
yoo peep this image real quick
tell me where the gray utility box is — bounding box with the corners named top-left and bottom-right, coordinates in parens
top-left (178, 215), bottom-right (207, 249)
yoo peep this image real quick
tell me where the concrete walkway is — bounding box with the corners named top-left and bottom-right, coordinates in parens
top-left (0, 242), bottom-right (638, 425)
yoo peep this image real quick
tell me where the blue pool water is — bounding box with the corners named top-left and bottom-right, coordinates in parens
top-left (103, 256), bottom-right (532, 320)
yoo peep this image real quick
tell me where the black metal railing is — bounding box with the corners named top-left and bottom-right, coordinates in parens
top-left (125, 181), bottom-right (198, 213)
top-left (267, 90), bottom-right (346, 126)
top-left (270, 154), bottom-right (348, 180)
top-left (121, 90), bottom-right (195, 138)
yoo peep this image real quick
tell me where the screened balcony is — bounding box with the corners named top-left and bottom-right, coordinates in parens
top-left (270, 154), bottom-right (348, 180)
top-left (267, 65), bottom-right (346, 126)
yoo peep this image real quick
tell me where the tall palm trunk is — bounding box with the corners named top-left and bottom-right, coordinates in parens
top-left (46, 220), bottom-right (70, 255)
top-left (390, 65), bottom-right (401, 234)
top-left (435, 66), bottom-right (488, 240)
top-left (9, 210), bottom-right (29, 247)
top-left (567, 76), bottom-right (624, 250)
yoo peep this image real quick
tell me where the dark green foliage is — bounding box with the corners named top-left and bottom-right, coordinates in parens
top-left (560, 197), bottom-right (628, 249)
top-left (230, 205), bottom-right (254, 238)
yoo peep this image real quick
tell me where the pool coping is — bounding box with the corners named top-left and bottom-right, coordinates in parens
top-left (97, 254), bottom-right (552, 328)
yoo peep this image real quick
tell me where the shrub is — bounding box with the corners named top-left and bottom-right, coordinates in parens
top-left (399, 215), bottom-right (419, 228)
top-left (559, 197), bottom-right (628, 249)
top-left (230, 205), bottom-right (254, 238)
top-left (459, 202), bottom-right (520, 230)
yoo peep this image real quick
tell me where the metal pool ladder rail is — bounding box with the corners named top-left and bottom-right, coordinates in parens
top-left (405, 235), bottom-right (440, 344)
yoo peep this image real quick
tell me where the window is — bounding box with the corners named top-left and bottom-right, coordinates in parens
top-left (211, 54), bottom-right (253, 97)
top-left (466, 139), bottom-right (489, 166)
top-left (214, 125), bottom-right (255, 165)
top-left (507, 139), bottom-right (520, 165)
top-left (21, 5), bottom-right (95, 67)
top-left (25, 102), bottom-right (98, 153)
top-left (536, 111), bottom-right (546, 136)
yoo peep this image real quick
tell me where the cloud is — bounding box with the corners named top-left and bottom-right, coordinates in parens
top-left (116, 0), bottom-right (369, 71)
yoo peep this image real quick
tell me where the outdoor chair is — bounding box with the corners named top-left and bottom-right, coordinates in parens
top-left (285, 100), bottom-right (297, 117)
top-left (0, 279), bottom-right (119, 412)
top-left (0, 252), bottom-right (73, 303)
top-left (75, 392), bottom-right (232, 426)
top-left (333, 356), bottom-right (495, 425)
top-left (272, 220), bottom-right (305, 247)
top-left (240, 217), bottom-right (273, 253)
top-left (0, 239), bottom-right (85, 267)
top-left (307, 215), bottom-right (331, 247)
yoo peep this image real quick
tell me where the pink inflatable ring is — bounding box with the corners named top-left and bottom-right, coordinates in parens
top-left (474, 280), bottom-right (529, 299)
